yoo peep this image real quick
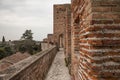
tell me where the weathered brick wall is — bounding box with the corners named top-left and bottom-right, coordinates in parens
top-left (43, 38), bottom-right (48, 43)
top-left (0, 46), bottom-right (57, 80)
top-left (64, 4), bottom-right (71, 68)
top-left (89, 0), bottom-right (120, 79)
top-left (47, 34), bottom-right (54, 44)
top-left (47, 34), bottom-right (54, 47)
top-left (53, 4), bottom-right (72, 70)
top-left (71, 0), bottom-right (120, 80)
top-left (53, 4), bottom-right (71, 48)
top-left (71, 0), bottom-right (80, 79)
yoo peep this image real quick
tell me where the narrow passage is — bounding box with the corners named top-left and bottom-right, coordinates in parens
top-left (45, 48), bottom-right (71, 80)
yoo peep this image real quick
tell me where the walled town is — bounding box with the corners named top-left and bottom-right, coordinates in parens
top-left (0, 0), bottom-right (120, 80)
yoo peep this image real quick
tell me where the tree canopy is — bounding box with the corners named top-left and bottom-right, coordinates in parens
top-left (21, 30), bottom-right (33, 40)
top-left (18, 29), bottom-right (42, 54)
top-left (2, 36), bottom-right (5, 43)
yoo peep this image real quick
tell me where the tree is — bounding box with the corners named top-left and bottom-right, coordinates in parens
top-left (4, 46), bottom-right (13, 56)
top-left (21, 30), bottom-right (33, 40)
top-left (2, 36), bottom-right (5, 43)
top-left (1, 36), bottom-right (6, 47)
top-left (0, 47), bottom-right (6, 59)
top-left (16, 29), bottom-right (42, 55)
top-left (0, 46), bottom-right (13, 59)
top-left (19, 44), bottom-right (26, 53)
top-left (32, 42), bottom-right (42, 52)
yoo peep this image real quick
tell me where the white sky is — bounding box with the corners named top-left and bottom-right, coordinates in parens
top-left (0, 0), bottom-right (70, 41)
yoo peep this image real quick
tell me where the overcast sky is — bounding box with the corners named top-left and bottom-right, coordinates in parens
top-left (0, 0), bottom-right (70, 41)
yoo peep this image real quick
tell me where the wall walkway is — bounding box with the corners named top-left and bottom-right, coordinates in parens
top-left (45, 48), bottom-right (71, 80)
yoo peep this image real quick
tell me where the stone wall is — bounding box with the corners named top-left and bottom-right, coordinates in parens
top-left (41, 42), bottom-right (49, 51)
top-left (0, 46), bottom-right (57, 80)
top-left (71, 0), bottom-right (120, 80)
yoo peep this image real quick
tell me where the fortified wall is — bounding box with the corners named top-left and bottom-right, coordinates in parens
top-left (43, 38), bottom-right (48, 43)
top-left (47, 34), bottom-right (54, 44)
top-left (64, 4), bottom-right (71, 67)
top-left (53, 4), bottom-right (71, 48)
top-left (71, 0), bottom-right (120, 80)
top-left (1, 0), bottom-right (120, 80)
top-left (53, 4), bottom-right (71, 69)
top-left (0, 47), bottom-right (57, 80)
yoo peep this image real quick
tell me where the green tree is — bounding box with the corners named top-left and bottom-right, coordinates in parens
top-left (4, 46), bottom-right (13, 56)
top-left (32, 42), bottom-right (42, 52)
top-left (17, 40), bottom-right (35, 54)
top-left (21, 30), bottom-right (33, 40)
top-left (19, 44), bottom-right (26, 53)
top-left (0, 47), bottom-right (6, 59)
top-left (0, 46), bottom-right (13, 59)
top-left (2, 36), bottom-right (5, 43)
top-left (14, 30), bottom-right (42, 55)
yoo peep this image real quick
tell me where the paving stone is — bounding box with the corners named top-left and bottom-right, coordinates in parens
top-left (45, 49), bottom-right (71, 80)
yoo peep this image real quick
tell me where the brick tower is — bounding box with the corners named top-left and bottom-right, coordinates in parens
top-left (71, 0), bottom-right (120, 80)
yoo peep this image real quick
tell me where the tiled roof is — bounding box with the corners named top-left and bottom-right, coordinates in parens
top-left (0, 52), bottom-right (30, 71)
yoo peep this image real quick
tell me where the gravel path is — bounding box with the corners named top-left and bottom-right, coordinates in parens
top-left (45, 49), bottom-right (71, 80)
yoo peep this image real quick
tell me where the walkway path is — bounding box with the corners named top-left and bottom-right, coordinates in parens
top-left (45, 48), bottom-right (71, 80)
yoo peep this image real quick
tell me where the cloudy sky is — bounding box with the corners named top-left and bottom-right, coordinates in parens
top-left (0, 0), bottom-right (70, 41)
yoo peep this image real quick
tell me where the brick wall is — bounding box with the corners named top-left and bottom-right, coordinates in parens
top-left (43, 38), bottom-right (48, 43)
top-left (0, 46), bottom-right (57, 80)
top-left (47, 34), bottom-right (54, 47)
top-left (71, 0), bottom-right (80, 79)
top-left (71, 0), bottom-right (120, 80)
top-left (53, 4), bottom-right (71, 48)
top-left (47, 34), bottom-right (54, 44)
top-left (64, 4), bottom-right (71, 68)
top-left (53, 4), bottom-right (72, 70)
